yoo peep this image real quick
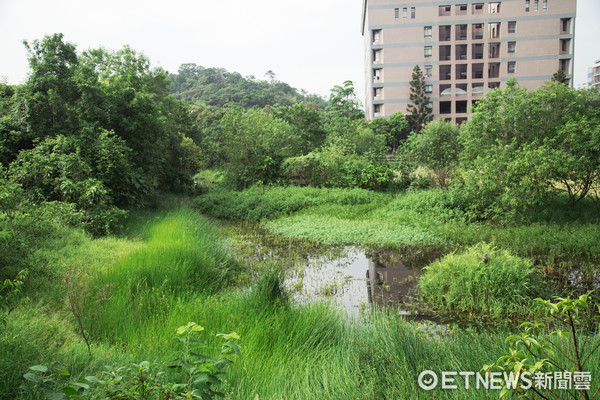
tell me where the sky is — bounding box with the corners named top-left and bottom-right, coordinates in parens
top-left (0, 0), bottom-right (598, 103)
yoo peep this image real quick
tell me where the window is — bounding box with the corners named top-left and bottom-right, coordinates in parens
top-left (508, 61), bottom-right (516, 73)
top-left (456, 64), bottom-right (468, 80)
top-left (525, 0), bottom-right (530, 12)
top-left (456, 100), bottom-right (468, 113)
top-left (543, 0), bottom-right (547, 10)
top-left (424, 65), bottom-right (433, 77)
top-left (439, 45), bottom-right (451, 61)
top-left (403, 8), bottom-right (407, 19)
top-left (440, 84), bottom-right (451, 95)
top-left (472, 63), bottom-right (484, 79)
top-left (411, 7), bottom-right (415, 19)
top-left (394, 8), bottom-right (399, 19)
top-left (489, 2), bottom-right (501, 13)
top-left (439, 5), bottom-right (451, 16)
top-left (489, 22), bottom-right (501, 39)
top-left (508, 41), bottom-right (516, 53)
top-left (534, 0), bottom-right (538, 11)
top-left (424, 46), bottom-right (432, 57)
top-left (489, 82), bottom-right (500, 89)
top-left (424, 26), bottom-right (432, 38)
top-left (473, 23), bottom-right (484, 39)
top-left (372, 30), bottom-right (381, 43)
top-left (472, 44), bottom-right (484, 59)
top-left (508, 21), bottom-right (516, 33)
top-left (374, 88), bottom-right (382, 97)
top-left (440, 25), bottom-right (451, 41)
top-left (561, 18), bottom-right (571, 33)
top-left (560, 39), bottom-right (571, 54)
top-left (373, 50), bottom-right (381, 62)
top-left (374, 104), bottom-right (381, 114)
top-left (425, 84), bottom-right (433, 94)
top-left (440, 101), bottom-right (452, 114)
top-left (473, 3), bottom-right (484, 14)
top-left (373, 69), bottom-right (381, 81)
top-left (440, 65), bottom-right (452, 80)
top-left (456, 4), bottom-right (467, 15)
top-left (456, 24), bottom-right (468, 40)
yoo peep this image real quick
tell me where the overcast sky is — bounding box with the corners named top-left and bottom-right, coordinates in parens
top-left (0, 0), bottom-right (598, 103)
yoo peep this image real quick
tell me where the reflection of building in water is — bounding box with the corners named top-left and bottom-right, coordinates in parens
top-left (366, 258), bottom-right (421, 307)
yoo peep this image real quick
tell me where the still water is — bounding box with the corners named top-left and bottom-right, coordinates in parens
top-left (286, 247), bottom-right (433, 319)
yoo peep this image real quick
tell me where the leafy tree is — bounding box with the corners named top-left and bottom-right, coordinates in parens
top-left (406, 66), bottom-right (432, 133)
top-left (271, 102), bottom-right (326, 153)
top-left (326, 80), bottom-right (364, 120)
top-left (404, 120), bottom-right (462, 188)
top-left (220, 108), bottom-right (301, 188)
top-left (369, 112), bottom-right (410, 152)
top-left (459, 80), bottom-right (600, 220)
top-left (551, 68), bottom-right (567, 84)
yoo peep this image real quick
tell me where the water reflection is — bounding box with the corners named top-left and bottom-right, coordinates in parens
top-left (286, 247), bottom-right (436, 319)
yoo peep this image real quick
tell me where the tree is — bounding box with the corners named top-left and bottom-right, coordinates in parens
top-left (326, 80), bottom-right (364, 120)
top-left (404, 120), bottom-right (462, 188)
top-left (551, 68), bottom-right (567, 84)
top-left (406, 66), bottom-right (433, 133)
top-left (459, 79), bottom-right (600, 220)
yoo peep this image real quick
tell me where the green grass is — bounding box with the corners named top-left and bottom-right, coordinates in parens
top-left (196, 187), bottom-right (600, 265)
top-left (419, 243), bottom-right (545, 321)
top-left (2, 201), bottom-right (599, 399)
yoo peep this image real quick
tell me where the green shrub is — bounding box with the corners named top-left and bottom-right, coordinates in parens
top-left (419, 243), bottom-right (543, 319)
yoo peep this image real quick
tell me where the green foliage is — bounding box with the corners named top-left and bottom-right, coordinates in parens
top-left (20, 362), bottom-right (90, 399)
top-left (459, 80), bottom-right (600, 221)
top-left (220, 108), bottom-right (302, 188)
top-left (326, 80), bottom-right (364, 121)
top-left (0, 269), bottom-right (27, 328)
top-left (419, 243), bottom-right (543, 319)
top-left (87, 208), bottom-right (238, 343)
top-left (194, 186), bottom-right (387, 221)
top-left (406, 66), bottom-right (433, 133)
top-left (487, 292), bottom-right (600, 399)
top-left (169, 63), bottom-right (326, 109)
top-left (404, 120), bottom-right (462, 188)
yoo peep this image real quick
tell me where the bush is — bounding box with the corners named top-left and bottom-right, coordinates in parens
top-left (419, 243), bottom-right (543, 319)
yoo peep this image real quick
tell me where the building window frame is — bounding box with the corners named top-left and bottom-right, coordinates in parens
top-left (424, 65), bottom-right (433, 77)
top-left (424, 46), bottom-right (433, 57)
top-left (403, 7), bottom-right (407, 19)
top-left (411, 7), bottom-right (416, 19)
top-left (508, 61), bottom-right (516, 73)
top-left (424, 26), bottom-right (433, 38)
top-left (425, 84), bottom-right (433, 94)
top-left (525, 0), bottom-right (530, 12)
top-left (508, 21), bottom-right (516, 33)
top-left (394, 8), bottom-right (399, 19)
top-left (508, 41), bottom-right (516, 53)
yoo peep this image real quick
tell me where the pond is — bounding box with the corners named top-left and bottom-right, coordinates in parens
top-left (286, 246), bottom-right (438, 319)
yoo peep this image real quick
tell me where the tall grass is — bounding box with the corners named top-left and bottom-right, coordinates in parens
top-left (419, 243), bottom-right (545, 320)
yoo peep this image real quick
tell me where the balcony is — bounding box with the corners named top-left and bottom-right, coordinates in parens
top-left (440, 65), bottom-right (452, 80)
top-left (489, 22), bottom-right (501, 39)
top-left (439, 45), bottom-right (451, 61)
top-left (472, 24), bottom-right (484, 40)
top-left (472, 63), bottom-right (484, 79)
top-left (456, 25), bottom-right (468, 40)
top-left (472, 44), bottom-right (484, 59)
top-left (456, 44), bottom-right (468, 60)
top-left (439, 26), bottom-right (451, 42)
top-left (489, 43), bottom-right (501, 59)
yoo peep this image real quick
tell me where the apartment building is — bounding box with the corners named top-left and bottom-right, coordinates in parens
top-left (591, 59), bottom-right (600, 90)
top-left (361, 0), bottom-right (577, 122)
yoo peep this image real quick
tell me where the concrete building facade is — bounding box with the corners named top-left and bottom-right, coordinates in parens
top-left (361, 0), bottom-right (577, 122)
top-left (591, 59), bottom-right (600, 90)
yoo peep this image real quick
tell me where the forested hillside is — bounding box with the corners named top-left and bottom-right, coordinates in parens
top-left (169, 64), bottom-right (327, 109)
